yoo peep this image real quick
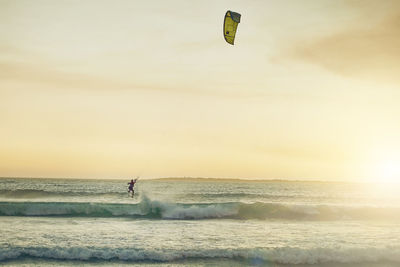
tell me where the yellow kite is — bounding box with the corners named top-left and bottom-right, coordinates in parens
top-left (223, 10), bottom-right (241, 45)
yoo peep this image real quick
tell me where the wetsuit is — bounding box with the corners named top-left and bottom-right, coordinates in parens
top-left (128, 180), bottom-right (136, 194)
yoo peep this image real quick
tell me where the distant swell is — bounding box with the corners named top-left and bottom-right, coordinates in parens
top-left (1, 246), bottom-right (400, 264)
top-left (1, 196), bottom-right (399, 220)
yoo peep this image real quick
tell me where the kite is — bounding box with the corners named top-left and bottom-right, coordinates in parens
top-left (223, 10), bottom-right (241, 45)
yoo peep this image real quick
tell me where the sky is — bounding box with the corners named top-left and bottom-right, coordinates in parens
top-left (1, 0), bottom-right (399, 181)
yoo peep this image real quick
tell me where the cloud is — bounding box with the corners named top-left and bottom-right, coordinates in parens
top-left (291, 8), bottom-right (400, 84)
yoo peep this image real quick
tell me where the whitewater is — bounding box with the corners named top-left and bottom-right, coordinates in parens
top-left (1, 178), bottom-right (400, 266)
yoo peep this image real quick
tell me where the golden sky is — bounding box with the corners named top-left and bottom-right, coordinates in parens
top-left (1, 0), bottom-right (399, 181)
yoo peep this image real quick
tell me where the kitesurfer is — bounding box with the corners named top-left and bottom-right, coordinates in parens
top-left (127, 179), bottom-right (136, 197)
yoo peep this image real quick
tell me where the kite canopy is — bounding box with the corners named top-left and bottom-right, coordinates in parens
top-left (223, 10), bottom-right (241, 45)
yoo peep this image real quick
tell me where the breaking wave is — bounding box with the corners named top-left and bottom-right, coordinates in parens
top-left (0, 195), bottom-right (399, 220)
top-left (1, 246), bottom-right (400, 264)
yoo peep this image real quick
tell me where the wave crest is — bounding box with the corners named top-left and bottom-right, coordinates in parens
top-left (0, 195), bottom-right (399, 220)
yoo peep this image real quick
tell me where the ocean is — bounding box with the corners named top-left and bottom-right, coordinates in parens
top-left (1, 178), bottom-right (400, 267)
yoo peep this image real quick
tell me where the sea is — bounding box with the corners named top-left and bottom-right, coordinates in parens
top-left (1, 178), bottom-right (400, 267)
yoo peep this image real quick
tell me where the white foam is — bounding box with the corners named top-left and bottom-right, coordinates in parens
top-left (161, 203), bottom-right (238, 219)
top-left (1, 246), bottom-right (400, 264)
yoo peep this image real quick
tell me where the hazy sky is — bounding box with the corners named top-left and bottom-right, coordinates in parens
top-left (1, 0), bottom-right (399, 181)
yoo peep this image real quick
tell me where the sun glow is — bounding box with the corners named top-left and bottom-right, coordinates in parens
top-left (374, 159), bottom-right (400, 184)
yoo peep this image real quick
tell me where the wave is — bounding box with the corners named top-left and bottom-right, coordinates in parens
top-left (1, 246), bottom-right (400, 264)
top-left (0, 189), bottom-right (125, 199)
top-left (183, 192), bottom-right (283, 199)
top-left (0, 189), bottom-right (287, 200)
top-left (1, 196), bottom-right (399, 220)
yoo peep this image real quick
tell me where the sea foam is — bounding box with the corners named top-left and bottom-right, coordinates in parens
top-left (1, 246), bottom-right (400, 264)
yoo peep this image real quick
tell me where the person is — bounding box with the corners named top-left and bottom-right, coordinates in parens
top-left (127, 179), bottom-right (136, 197)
